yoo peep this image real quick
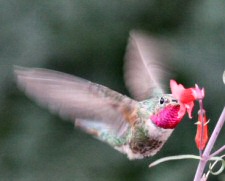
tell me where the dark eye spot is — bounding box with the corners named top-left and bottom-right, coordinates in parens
top-left (160, 97), bottom-right (164, 104)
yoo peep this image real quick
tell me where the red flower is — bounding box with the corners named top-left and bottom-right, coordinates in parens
top-left (170, 80), bottom-right (205, 119)
top-left (170, 80), bottom-right (208, 152)
top-left (195, 110), bottom-right (209, 151)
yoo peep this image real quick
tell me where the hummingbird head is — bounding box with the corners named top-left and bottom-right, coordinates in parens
top-left (149, 94), bottom-right (183, 129)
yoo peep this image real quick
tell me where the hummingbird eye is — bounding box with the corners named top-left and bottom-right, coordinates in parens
top-left (159, 97), bottom-right (164, 104)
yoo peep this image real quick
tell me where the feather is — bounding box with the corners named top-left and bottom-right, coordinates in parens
top-left (14, 66), bottom-right (138, 136)
top-left (124, 30), bottom-right (172, 101)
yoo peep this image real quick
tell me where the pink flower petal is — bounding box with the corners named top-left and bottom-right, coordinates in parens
top-left (192, 85), bottom-right (205, 100)
top-left (186, 101), bottom-right (194, 119)
top-left (180, 88), bottom-right (195, 103)
top-left (170, 80), bottom-right (185, 100)
top-left (177, 104), bottom-right (186, 118)
top-left (170, 80), bottom-right (204, 119)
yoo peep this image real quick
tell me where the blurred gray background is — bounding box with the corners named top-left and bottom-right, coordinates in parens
top-left (0, 0), bottom-right (225, 181)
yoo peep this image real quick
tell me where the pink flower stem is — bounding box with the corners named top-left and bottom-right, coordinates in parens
top-left (193, 106), bottom-right (225, 181)
top-left (209, 145), bottom-right (225, 158)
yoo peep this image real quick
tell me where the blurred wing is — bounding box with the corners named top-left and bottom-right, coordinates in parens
top-left (14, 66), bottom-right (138, 136)
top-left (124, 31), bottom-right (171, 101)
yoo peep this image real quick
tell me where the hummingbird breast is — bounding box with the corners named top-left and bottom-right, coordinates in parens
top-left (129, 138), bottom-right (163, 157)
top-left (115, 119), bottom-right (173, 159)
top-left (129, 121), bottom-right (173, 159)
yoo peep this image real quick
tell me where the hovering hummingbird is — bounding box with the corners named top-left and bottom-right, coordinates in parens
top-left (14, 31), bottom-right (184, 160)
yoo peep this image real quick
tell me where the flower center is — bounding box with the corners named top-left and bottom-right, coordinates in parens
top-left (180, 88), bottom-right (195, 103)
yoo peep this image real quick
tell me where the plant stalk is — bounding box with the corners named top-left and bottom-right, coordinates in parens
top-left (193, 106), bottom-right (225, 181)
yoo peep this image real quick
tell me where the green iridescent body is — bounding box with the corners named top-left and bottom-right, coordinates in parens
top-left (98, 100), bottom-right (153, 148)
top-left (76, 95), bottom-right (179, 159)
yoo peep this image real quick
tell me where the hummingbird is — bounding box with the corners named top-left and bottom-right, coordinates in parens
top-left (14, 31), bottom-right (184, 160)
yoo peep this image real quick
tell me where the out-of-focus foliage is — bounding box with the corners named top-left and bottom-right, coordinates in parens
top-left (0, 0), bottom-right (224, 181)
